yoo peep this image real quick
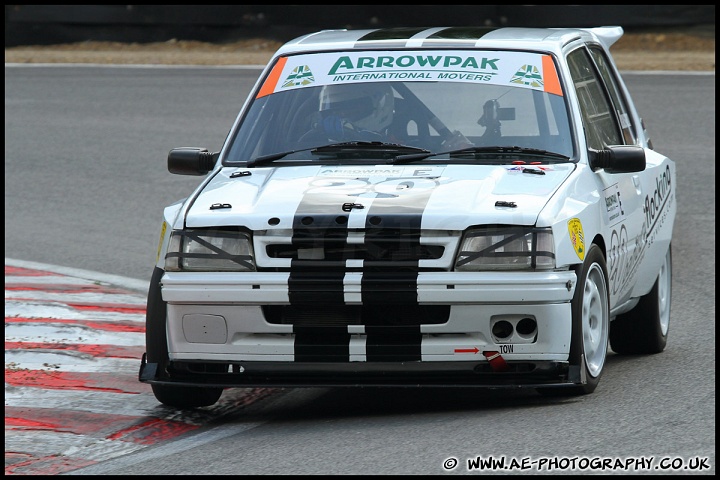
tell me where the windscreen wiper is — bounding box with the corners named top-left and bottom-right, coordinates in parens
top-left (312, 141), bottom-right (431, 154)
top-left (246, 146), bottom-right (318, 167)
top-left (247, 142), bottom-right (431, 167)
top-left (392, 145), bottom-right (571, 165)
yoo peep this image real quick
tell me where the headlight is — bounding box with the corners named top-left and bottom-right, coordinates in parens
top-left (165, 229), bottom-right (256, 272)
top-left (455, 227), bottom-right (555, 271)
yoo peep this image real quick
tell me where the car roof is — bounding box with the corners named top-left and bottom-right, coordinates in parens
top-left (274, 26), bottom-right (624, 58)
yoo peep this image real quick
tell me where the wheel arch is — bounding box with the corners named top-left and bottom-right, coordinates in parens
top-left (591, 234), bottom-right (607, 261)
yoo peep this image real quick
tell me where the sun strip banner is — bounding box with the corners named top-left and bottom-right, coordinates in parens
top-left (258, 50), bottom-right (563, 98)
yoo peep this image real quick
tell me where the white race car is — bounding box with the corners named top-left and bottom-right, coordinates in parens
top-left (139, 26), bottom-right (676, 408)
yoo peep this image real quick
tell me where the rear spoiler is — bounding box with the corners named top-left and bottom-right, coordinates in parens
top-left (583, 26), bottom-right (624, 49)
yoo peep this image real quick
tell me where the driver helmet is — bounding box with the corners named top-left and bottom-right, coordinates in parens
top-left (318, 83), bottom-right (395, 132)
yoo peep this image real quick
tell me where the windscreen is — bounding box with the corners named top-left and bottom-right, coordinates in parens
top-left (223, 49), bottom-right (575, 164)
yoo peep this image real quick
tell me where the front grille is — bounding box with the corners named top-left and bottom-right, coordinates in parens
top-left (263, 305), bottom-right (450, 326)
top-left (266, 241), bottom-right (444, 261)
top-left (254, 229), bottom-right (458, 271)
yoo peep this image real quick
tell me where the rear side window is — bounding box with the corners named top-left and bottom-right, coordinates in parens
top-left (588, 46), bottom-right (638, 145)
top-left (566, 48), bottom-right (623, 150)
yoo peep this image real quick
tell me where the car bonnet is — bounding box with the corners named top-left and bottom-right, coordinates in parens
top-left (183, 163), bottom-right (575, 230)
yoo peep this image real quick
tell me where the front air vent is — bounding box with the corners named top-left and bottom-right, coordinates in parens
top-left (263, 305), bottom-right (450, 326)
top-left (266, 242), bottom-right (444, 261)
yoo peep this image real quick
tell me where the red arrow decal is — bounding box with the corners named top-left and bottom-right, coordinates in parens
top-left (454, 347), bottom-right (479, 354)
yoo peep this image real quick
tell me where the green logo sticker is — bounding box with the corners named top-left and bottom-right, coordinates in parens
top-left (510, 64), bottom-right (543, 88)
top-left (282, 65), bottom-right (315, 87)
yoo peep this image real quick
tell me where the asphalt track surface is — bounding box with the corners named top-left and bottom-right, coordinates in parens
top-left (4, 66), bottom-right (715, 475)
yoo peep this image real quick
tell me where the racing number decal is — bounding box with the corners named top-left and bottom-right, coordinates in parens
top-left (303, 175), bottom-right (438, 198)
top-left (608, 164), bottom-right (674, 299)
top-left (304, 177), bottom-right (369, 196)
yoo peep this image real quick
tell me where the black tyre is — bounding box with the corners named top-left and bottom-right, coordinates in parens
top-left (150, 383), bottom-right (223, 410)
top-left (610, 245), bottom-right (672, 354)
top-left (145, 267), bottom-right (224, 408)
top-left (539, 244), bottom-right (609, 396)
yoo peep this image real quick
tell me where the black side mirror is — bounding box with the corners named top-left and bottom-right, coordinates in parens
top-left (167, 147), bottom-right (219, 175)
top-left (588, 145), bottom-right (646, 173)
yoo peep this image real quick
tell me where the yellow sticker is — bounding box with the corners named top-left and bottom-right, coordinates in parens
top-left (568, 218), bottom-right (585, 260)
top-left (156, 221), bottom-right (167, 264)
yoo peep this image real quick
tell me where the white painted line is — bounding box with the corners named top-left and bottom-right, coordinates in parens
top-left (5, 323), bottom-right (144, 346)
top-left (5, 290), bottom-right (148, 305)
top-left (5, 386), bottom-right (162, 417)
top-left (5, 430), bottom-right (147, 461)
top-left (5, 385), bottom-right (271, 424)
top-left (5, 350), bottom-right (142, 372)
top-left (5, 300), bottom-right (146, 322)
top-left (62, 421), bottom-right (264, 475)
top-left (5, 275), bottom-right (100, 285)
top-left (5, 258), bottom-right (151, 293)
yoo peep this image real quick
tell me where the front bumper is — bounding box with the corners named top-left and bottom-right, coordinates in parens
top-left (144, 270), bottom-right (577, 388)
top-left (159, 270), bottom-right (575, 360)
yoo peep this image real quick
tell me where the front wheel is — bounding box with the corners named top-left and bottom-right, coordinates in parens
top-left (610, 245), bottom-right (672, 354)
top-left (145, 267), bottom-right (224, 409)
top-left (150, 383), bottom-right (223, 409)
top-left (539, 244), bottom-right (609, 396)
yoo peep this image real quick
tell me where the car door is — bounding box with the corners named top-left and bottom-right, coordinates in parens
top-left (589, 46), bottom-right (677, 301)
top-left (566, 46), bottom-right (649, 307)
